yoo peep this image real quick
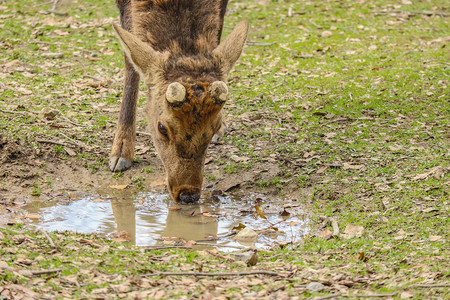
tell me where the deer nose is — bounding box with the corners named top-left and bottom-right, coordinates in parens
top-left (178, 191), bottom-right (200, 204)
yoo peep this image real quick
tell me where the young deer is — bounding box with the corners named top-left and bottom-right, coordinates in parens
top-left (110, 0), bottom-right (248, 203)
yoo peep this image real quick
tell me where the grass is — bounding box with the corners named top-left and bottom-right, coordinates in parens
top-left (0, 0), bottom-right (448, 298)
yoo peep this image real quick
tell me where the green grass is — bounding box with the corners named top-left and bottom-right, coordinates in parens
top-left (0, 0), bottom-right (449, 298)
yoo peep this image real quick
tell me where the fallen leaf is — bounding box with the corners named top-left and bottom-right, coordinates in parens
top-left (317, 166), bottom-right (328, 174)
top-left (318, 229), bottom-right (332, 239)
top-left (65, 148), bottom-right (76, 156)
top-left (358, 251), bottom-right (369, 262)
top-left (79, 238), bottom-right (102, 248)
top-left (109, 185), bottom-right (130, 190)
top-left (183, 240), bottom-right (196, 247)
top-left (342, 223), bottom-right (364, 239)
top-left (255, 205), bottom-right (267, 219)
top-left (232, 223), bottom-right (246, 231)
top-left (91, 198), bottom-right (105, 202)
top-left (343, 163), bottom-right (364, 170)
top-left (400, 291), bottom-right (414, 298)
top-left (168, 206), bottom-right (181, 210)
top-left (25, 214), bottom-right (41, 220)
top-left (429, 235), bottom-right (442, 242)
top-left (279, 208), bottom-right (291, 217)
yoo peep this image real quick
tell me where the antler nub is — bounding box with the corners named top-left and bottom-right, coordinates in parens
top-left (210, 81), bottom-right (229, 104)
top-left (166, 82), bottom-right (186, 104)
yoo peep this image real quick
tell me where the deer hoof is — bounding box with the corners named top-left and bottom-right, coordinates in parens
top-left (110, 156), bottom-right (132, 172)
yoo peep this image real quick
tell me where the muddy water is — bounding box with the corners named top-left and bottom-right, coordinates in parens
top-left (22, 186), bottom-right (309, 250)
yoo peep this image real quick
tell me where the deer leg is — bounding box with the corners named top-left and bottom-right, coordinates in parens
top-left (109, 56), bottom-right (140, 172)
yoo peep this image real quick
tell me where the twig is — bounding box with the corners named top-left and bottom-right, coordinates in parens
top-left (413, 283), bottom-right (450, 288)
top-left (205, 250), bottom-right (234, 262)
top-left (141, 270), bottom-right (279, 277)
top-left (355, 293), bottom-right (397, 298)
top-left (31, 268), bottom-right (61, 275)
top-left (269, 82), bottom-right (283, 90)
top-left (50, 0), bottom-right (59, 11)
top-left (37, 139), bottom-right (68, 147)
top-left (314, 294), bottom-right (341, 300)
top-left (0, 109), bottom-right (34, 116)
top-left (143, 246), bottom-right (192, 251)
top-left (137, 131), bottom-right (152, 137)
top-left (195, 242), bottom-right (247, 250)
top-left (40, 229), bottom-right (55, 248)
top-left (246, 41), bottom-right (276, 46)
top-left (374, 10), bottom-right (448, 17)
top-left (256, 214), bottom-right (300, 232)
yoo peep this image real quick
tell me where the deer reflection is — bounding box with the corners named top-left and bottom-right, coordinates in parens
top-left (110, 198), bottom-right (219, 245)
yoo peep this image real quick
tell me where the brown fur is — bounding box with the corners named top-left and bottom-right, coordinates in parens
top-left (110, 0), bottom-right (248, 203)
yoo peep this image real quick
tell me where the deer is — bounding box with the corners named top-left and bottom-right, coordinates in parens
top-left (109, 0), bottom-right (248, 204)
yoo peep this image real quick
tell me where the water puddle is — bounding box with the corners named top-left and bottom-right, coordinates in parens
top-left (21, 187), bottom-right (309, 250)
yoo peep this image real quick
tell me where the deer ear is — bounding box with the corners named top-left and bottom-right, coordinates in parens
top-left (113, 23), bottom-right (159, 76)
top-left (213, 20), bottom-right (249, 75)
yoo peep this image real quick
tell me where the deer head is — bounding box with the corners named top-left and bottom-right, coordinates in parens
top-left (113, 21), bottom-right (248, 203)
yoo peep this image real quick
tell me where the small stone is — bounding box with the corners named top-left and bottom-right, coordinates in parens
top-left (39, 107), bottom-right (60, 120)
top-left (306, 282), bottom-right (325, 292)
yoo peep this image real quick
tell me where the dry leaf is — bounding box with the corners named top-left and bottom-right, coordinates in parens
top-left (25, 214), bottom-right (41, 220)
top-left (280, 208), bottom-right (291, 217)
top-left (400, 291), bottom-right (414, 298)
top-left (318, 229), bottom-right (332, 239)
top-left (317, 166), bottom-right (328, 174)
top-left (232, 223), bottom-right (246, 231)
top-left (343, 163), bottom-right (364, 170)
top-left (79, 238), bottom-right (102, 248)
top-left (429, 235), bottom-right (442, 242)
top-left (109, 184), bottom-right (130, 190)
top-left (358, 251), bottom-right (369, 262)
top-left (183, 240), bottom-right (196, 247)
top-left (255, 205), bottom-right (267, 219)
top-left (65, 147), bottom-right (76, 156)
top-left (91, 198), bottom-right (105, 202)
top-left (342, 223), bottom-right (364, 239)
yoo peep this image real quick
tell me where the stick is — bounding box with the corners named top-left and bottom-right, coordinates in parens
top-left (143, 246), bottom-right (192, 251)
top-left (205, 250), bottom-right (234, 262)
top-left (40, 229), bottom-right (55, 248)
top-left (374, 10), bottom-right (448, 17)
top-left (50, 0), bottom-right (59, 11)
top-left (195, 242), bottom-right (247, 250)
top-left (37, 139), bottom-right (68, 147)
top-left (246, 41), bottom-right (276, 46)
top-left (137, 131), bottom-right (152, 137)
top-left (356, 293), bottom-right (397, 298)
top-left (141, 271), bottom-right (279, 277)
top-left (413, 283), bottom-right (450, 288)
top-left (31, 269), bottom-right (61, 275)
top-left (0, 109), bottom-right (34, 116)
top-left (314, 294), bottom-right (340, 300)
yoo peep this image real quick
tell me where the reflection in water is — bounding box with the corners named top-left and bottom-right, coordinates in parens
top-left (23, 189), bottom-right (309, 249)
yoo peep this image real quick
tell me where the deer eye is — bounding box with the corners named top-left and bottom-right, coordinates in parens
top-left (158, 122), bottom-right (169, 138)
